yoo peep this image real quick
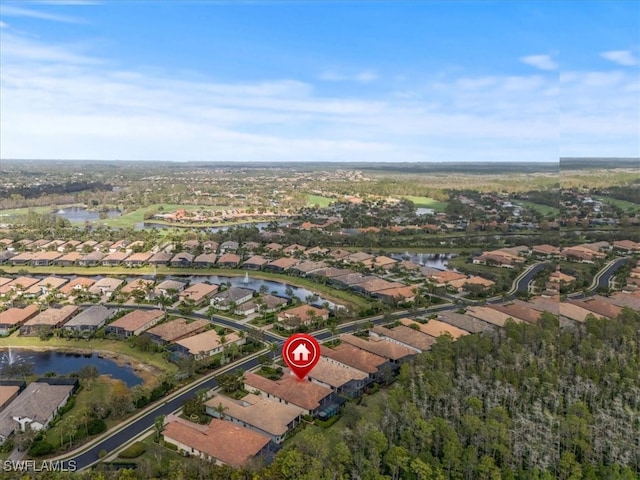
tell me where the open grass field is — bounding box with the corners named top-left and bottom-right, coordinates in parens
top-left (403, 196), bottom-right (448, 212)
top-left (307, 194), bottom-right (335, 208)
top-left (0, 265), bottom-right (371, 309)
top-left (0, 204), bottom-right (82, 217)
top-left (593, 196), bottom-right (639, 212)
top-left (99, 203), bottom-right (235, 228)
top-left (517, 200), bottom-right (560, 216)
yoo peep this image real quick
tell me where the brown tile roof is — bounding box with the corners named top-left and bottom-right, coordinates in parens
top-left (243, 255), bottom-right (268, 267)
top-left (436, 311), bottom-right (493, 333)
top-left (371, 324), bottom-right (435, 351)
top-left (31, 251), bottom-right (63, 261)
top-left (466, 306), bottom-right (523, 327)
top-left (126, 252), bottom-right (153, 263)
top-left (217, 253), bottom-right (241, 265)
top-left (526, 296), bottom-right (560, 315)
top-left (120, 279), bottom-right (154, 294)
top-left (321, 343), bottom-right (387, 374)
top-left (340, 333), bottom-right (415, 361)
top-left (174, 329), bottom-right (241, 355)
top-left (307, 357), bottom-right (368, 388)
top-left (568, 298), bottom-right (622, 319)
top-left (57, 251), bottom-right (82, 263)
top-left (277, 305), bottom-right (329, 327)
top-left (559, 302), bottom-right (600, 322)
top-left (146, 318), bottom-right (209, 343)
top-left (108, 309), bottom-right (164, 332)
top-left (0, 277), bottom-right (40, 294)
top-left (244, 372), bottom-right (332, 411)
top-left (266, 257), bottom-right (299, 269)
top-left (607, 292), bottom-right (640, 311)
top-left (23, 305), bottom-right (78, 327)
top-left (373, 285), bottom-right (417, 300)
top-left (179, 283), bottom-right (219, 303)
top-left (489, 304), bottom-right (542, 324)
top-left (102, 251), bottom-right (129, 262)
top-left (400, 318), bottom-right (469, 339)
top-left (163, 417), bottom-right (270, 467)
top-left (59, 277), bottom-right (95, 295)
top-left (205, 393), bottom-right (301, 436)
top-left (0, 304), bottom-right (40, 326)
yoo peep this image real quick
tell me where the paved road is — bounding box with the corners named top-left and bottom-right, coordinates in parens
top-left (591, 257), bottom-right (629, 291)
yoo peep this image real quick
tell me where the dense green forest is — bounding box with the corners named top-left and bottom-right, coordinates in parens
top-left (4, 309), bottom-right (639, 480)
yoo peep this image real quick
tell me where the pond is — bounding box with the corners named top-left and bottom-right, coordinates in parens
top-left (388, 252), bottom-right (456, 270)
top-left (0, 348), bottom-right (143, 387)
top-left (54, 207), bottom-right (120, 223)
top-left (185, 274), bottom-right (336, 309)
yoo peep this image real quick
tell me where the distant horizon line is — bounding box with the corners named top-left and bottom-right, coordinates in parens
top-left (1, 158), bottom-right (638, 164)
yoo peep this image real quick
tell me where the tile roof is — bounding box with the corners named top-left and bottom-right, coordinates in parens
top-left (0, 304), bottom-right (40, 327)
top-left (64, 305), bottom-right (114, 328)
top-left (371, 324), bottom-right (435, 351)
top-left (308, 357), bottom-right (369, 388)
top-left (320, 343), bottom-right (387, 374)
top-left (205, 393), bottom-right (301, 436)
top-left (23, 305), bottom-right (78, 327)
top-left (174, 329), bottom-right (241, 355)
top-left (340, 333), bottom-right (415, 361)
top-left (244, 372), bottom-right (332, 411)
top-left (400, 318), bottom-right (469, 340)
top-left (108, 309), bottom-right (164, 332)
top-left (163, 417), bottom-right (270, 467)
top-left (146, 318), bottom-right (209, 343)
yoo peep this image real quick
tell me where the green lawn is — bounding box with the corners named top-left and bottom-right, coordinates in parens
top-left (99, 203), bottom-right (235, 228)
top-left (0, 204), bottom-right (82, 217)
top-left (517, 200), bottom-right (560, 216)
top-left (593, 196), bottom-right (639, 212)
top-left (307, 195), bottom-right (335, 208)
top-left (403, 196), bottom-right (448, 212)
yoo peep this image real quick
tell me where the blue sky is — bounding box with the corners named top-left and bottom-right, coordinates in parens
top-left (1, 1), bottom-right (638, 162)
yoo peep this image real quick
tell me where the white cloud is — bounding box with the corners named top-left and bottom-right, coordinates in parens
top-left (0, 5), bottom-right (85, 23)
top-left (601, 50), bottom-right (638, 66)
top-left (319, 69), bottom-right (378, 83)
top-left (1, 30), bottom-right (637, 162)
top-left (520, 54), bottom-right (558, 71)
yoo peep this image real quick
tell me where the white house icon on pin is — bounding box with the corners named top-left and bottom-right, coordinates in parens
top-left (291, 342), bottom-right (311, 362)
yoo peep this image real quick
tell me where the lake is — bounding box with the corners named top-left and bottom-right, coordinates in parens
top-left (55, 207), bottom-right (121, 223)
top-left (0, 348), bottom-right (142, 387)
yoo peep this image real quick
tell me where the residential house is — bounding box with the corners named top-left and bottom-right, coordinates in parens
top-left (31, 251), bottom-right (62, 266)
top-left (259, 294), bottom-right (288, 313)
top-left (372, 285), bottom-right (417, 304)
top-left (76, 240), bottom-right (97, 252)
top-left (105, 309), bottom-right (164, 337)
top-left (320, 343), bottom-right (388, 384)
top-left (0, 384), bottom-right (23, 412)
top-left (88, 278), bottom-right (124, 299)
top-left (179, 283), bottom-right (219, 305)
top-left (306, 357), bottom-right (369, 399)
top-left (351, 278), bottom-right (404, 295)
top-left (264, 243), bottom-right (283, 254)
top-left (532, 244), bottom-right (560, 258)
top-left (370, 324), bottom-right (435, 353)
top-left (102, 251), bottom-right (129, 266)
top-left (244, 371), bottom-right (338, 418)
top-left (220, 241), bottom-right (239, 253)
top-left (63, 305), bottom-right (115, 334)
top-left (9, 252), bottom-right (35, 266)
top-left (202, 241), bottom-right (219, 252)
top-left (154, 279), bottom-right (187, 297)
top-left (400, 318), bottom-right (469, 340)
top-left (289, 261), bottom-right (328, 277)
top-left (340, 334), bottom-right (416, 365)
top-left (78, 251), bottom-right (104, 267)
top-left (0, 277), bottom-right (40, 296)
top-left (172, 329), bottom-right (245, 359)
top-left (242, 255), bottom-right (268, 270)
top-left (436, 311), bottom-right (494, 334)
top-left (170, 252), bottom-right (194, 268)
top-left (613, 240), bottom-right (640, 255)
top-left (0, 380), bottom-right (77, 445)
top-left (148, 252), bottom-right (173, 266)
top-left (217, 253), bottom-right (241, 268)
top-left (58, 277), bottom-right (95, 297)
top-left (210, 287), bottom-right (253, 310)
top-left (20, 305), bottom-right (79, 336)
top-left (146, 318), bottom-right (209, 345)
top-left (120, 279), bottom-right (154, 297)
top-left (193, 253), bottom-right (218, 268)
top-left (282, 244), bottom-right (306, 256)
top-left (56, 251), bottom-right (82, 266)
top-left (162, 416), bottom-right (270, 467)
top-left (489, 304), bottom-right (542, 324)
top-left (466, 306), bottom-right (523, 327)
top-left (125, 252), bottom-right (153, 267)
top-left (24, 276), bottom-right (68, 298)
top-left (0, 304), bottom-right (40, 336)
top-left (276, 304), bottom-right (329, 331)
top-left (0, 251), bottom-right (14, 264)
top-left (205, 393), bottom-right (302, 444)
top-left (182, 240), bottom-right (200, 252)
top-left (264, 257), bottom-right (299, 273)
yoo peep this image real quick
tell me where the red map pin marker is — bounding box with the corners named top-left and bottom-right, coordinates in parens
top-left (282, 333), bottom-right (321, 381)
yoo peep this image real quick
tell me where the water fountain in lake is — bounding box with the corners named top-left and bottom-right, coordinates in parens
top-left (243, 272), bottom-right (250, 284)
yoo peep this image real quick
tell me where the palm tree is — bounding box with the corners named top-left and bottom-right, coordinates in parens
top-left (153, 415), bottom-right (165, 441)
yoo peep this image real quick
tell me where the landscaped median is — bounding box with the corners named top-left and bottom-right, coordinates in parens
top-left (0, 265), bottom-right (372, 310)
